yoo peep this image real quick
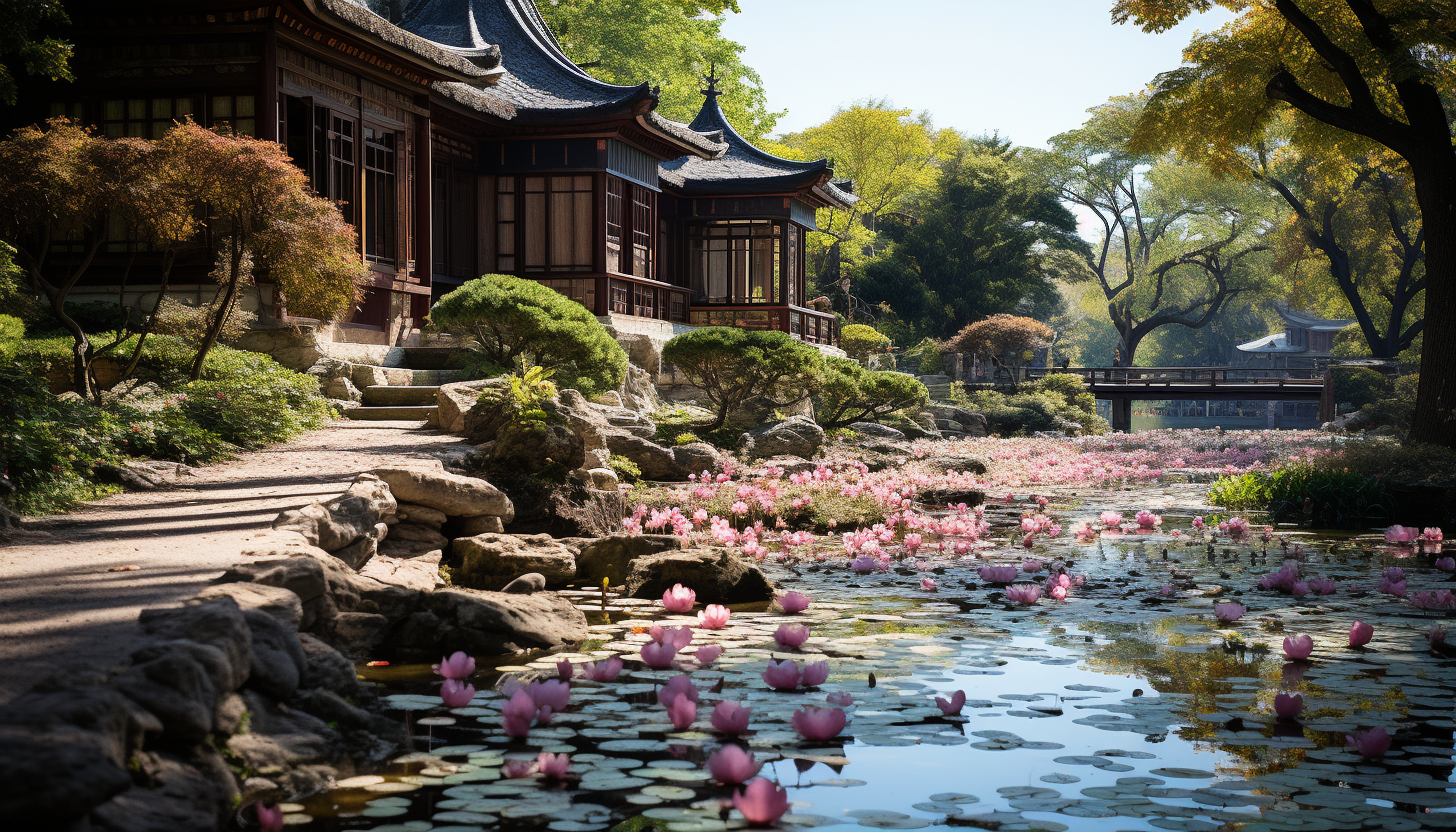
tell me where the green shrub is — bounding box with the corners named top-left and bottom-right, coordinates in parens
top-left (951, 375), bottom-right (1107, 436)
top-left (445, 349), bottom-right (511, 381)
top-left (0, 367), bottom-right (123, 515)
top-left (1207, 463), bottom-right (1392, 528)
top-left (1332, 366), bottom-right (1387, 410)
top-left (903, 338), bottom-right (943, 375)
top-left (1362, 373), bottom-right (1417, 433)
top-left (0, 314), bottom-right (22, 358)
top-left (469, 366), bottom-right (560, 443)
top-left (672, 432), bottom-right (698, 446)
top-left (813, 357), bottom-right (928, 428)
top-left (661, 327), bottom-right (823, 429)
top-left (839, 324), bottom-right (892, 361)
top-left (608, 454), bottom-right (642, 484)
top-left (428, 275), bottom-right (627, 396)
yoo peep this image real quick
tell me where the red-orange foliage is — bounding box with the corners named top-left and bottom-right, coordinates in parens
top-left (947, 314), bottom-right (1054, 361)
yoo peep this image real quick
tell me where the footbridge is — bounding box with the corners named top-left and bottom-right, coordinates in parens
top-left (1025, 367), bottom-right (1333, 432)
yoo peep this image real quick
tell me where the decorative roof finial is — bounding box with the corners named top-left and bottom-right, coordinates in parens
top-left (702, 64), bottom-right (721, 98)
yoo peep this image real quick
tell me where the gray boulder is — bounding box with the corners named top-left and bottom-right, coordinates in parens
top-left (456, 514), bottom-right (505, 536)
top-left (358, 551), bottom-right (443, 592)
top-left (387, 522), bottom-right (448, 549)
top-left (395, 503), bottom-right (447, 528)
top-left (453, 533), bottom-right (577, 589)
top-left (490, 421), bottom-right (585, 472)
top-left (437, 378), bottom-right (504, 434)
top-left (272, 474), bottom-right (396, 553)
top-left (740, 415), bottom-right (824, 460)
top-left (296, 634), bottom-right (366, 700)
top-left (604, 432), bottom-right (682, 480)
top-left (138, 598), bottom-right (253, 692)
top-left (371, 463), bottom-right (514, 521)
top-left (849, 422), bottom-right (906, 441)
top-left (924, 403), bottom-right (988, 437)
top-left (919, 448), bottom-right (990, 475)
top-left (112, 650), bottom-right (220, 744)
top-left (194, 583), bottom-right (303, 630)
top-left (501, 573), bottom-right (547, 594)
top-left (569, 534), bottom-right (685, 584)
top-left (240, 609), bottom-right (306, 700)
top-left (388, 588), bottom-right (588, 661)
top-left (325, 375), bottom-right (362, 403)
top-left (761, 455), bottom-right (815, 474)
top-left (671, 441), bottom-right (724, 477)
top-left (623, 548), bottom-right (775, 604)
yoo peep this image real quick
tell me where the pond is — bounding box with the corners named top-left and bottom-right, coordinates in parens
top-left (282, 476), bottom-right (1456, 832)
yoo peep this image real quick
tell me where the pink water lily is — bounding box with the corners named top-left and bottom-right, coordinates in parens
top-left (434, 651), bottom-right (475, 680)
top-left (1274, 692), bottom-right (1303, 720)
top-left (1214, 602), bottom-right (1246, 623)
top-left (711, 700), bottom-right (752, 734)
top-left (536, 752), bottom-right (570, 779)
top-left (502, 688), bottom-right (537, 737)
top-left (1135, 510), bottom-right (1162, 529)
top-left (799, 660), bottom-right (829, 688)
top-left (1431, 625), bottom-right (1449, 646)
top-left (935, 690), bottom-right (966, 715)
top-left (580, 656), bottom-right (623, 682)
top-left (734, 777), bottom-right (790, 825)
top-left (1006, 584), bottom-right (1042, 605)
top-left (556, 659), bottom-right (574, 681)
top-left (1099, 511), bottom-right (1123, 528)
top-left (640, 641), bottom-right (678, 669)
top-left (698, 604), bottom-right (731, 629)
top-left (1283, 634), bottom-right (1314, 660)
top-left (529, 679), bottom-right (571, 713)
top-left (502, 758), bottom-right (536, 778)
top-left (1349, 621), bottom-right (1374, 647)
top-left (696, 644), bottom-right (723, 665)
top-left (665, 693), bottom-right (697, 730)
top-left (1346, 726), bottom-right (1392, 757)
top-left (1385, 525), bottom-right (1416, 545)
top-left (707, 743), bottom-right (761, 784)
top-left (791, 705), bottom-right (847, 741)
top-left (920, 577), bottom-right (937, 592)
top-left (1437, 557), bottom-right (1456, 571)
top-left (762, 659), bottom-right (802, 690)
top-left (650, 623), bottom-right (694, 649)
top-left (774, 623), bottom-right (810, 649)
top-left (256, 803), bottom-right (284, 832)
top-left (662, 583), bottom-right (697, 612)
top-left (826, 691), bottom-right (854, 706)
top-left (777, 591), bottom-right (811, 613)
top-left (657, 674), bottom-right (699, 707)
top-left (978, 565), bottom-right (1018, 583)
top-left (440, 678), bottom-right (475, 709)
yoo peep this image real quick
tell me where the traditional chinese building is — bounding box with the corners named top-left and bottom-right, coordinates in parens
top-left (1232, 302), bottom-right (1355, 369)
top-left (7, 0), bottom-right (851, 349)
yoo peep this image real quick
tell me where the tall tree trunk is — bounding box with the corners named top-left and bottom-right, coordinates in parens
top-left (190, 238), bottom-right (242, 381)
top-left (120, 250), bottom-right (177, 382)
top-left (1409, 173), bottom-right (1456, 445)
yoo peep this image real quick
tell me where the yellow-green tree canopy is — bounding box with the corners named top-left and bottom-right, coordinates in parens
top-left (838, 323), bottom-right (892, 361)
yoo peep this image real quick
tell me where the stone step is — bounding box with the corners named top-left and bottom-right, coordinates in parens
top-left (362, 385), bottom-right (440, 407)
top-left (343, 405), bottom-right (438, 422)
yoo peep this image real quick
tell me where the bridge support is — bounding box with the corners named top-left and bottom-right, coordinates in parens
top-left (1110, 397), bottom-right (1132, 433)
top-left (1318, 369), bottom-right (1335, 424)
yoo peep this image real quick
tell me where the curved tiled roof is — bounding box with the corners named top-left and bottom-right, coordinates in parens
top-left (316, 0), bottom-right (500, 81)
top-left (660, 87), bottom-right (855, 208)
top-left (401, 0), bottom-right (654, 118)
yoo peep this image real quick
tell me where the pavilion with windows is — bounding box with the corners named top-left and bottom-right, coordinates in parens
top-left (9, 0), bottom-right (852, 348)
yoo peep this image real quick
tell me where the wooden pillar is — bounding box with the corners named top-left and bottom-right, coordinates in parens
top-left (1111, 397), bottom-right (1132, 433)
top-left (1319, 368), bottom-right (1335, 423)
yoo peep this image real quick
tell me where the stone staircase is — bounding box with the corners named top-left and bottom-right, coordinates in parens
top-left (340, 347), bottom-right (467, 423)
top-left (919, 374), bottom-right (954, 401)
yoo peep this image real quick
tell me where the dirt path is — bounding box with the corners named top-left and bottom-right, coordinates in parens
top-left (0, 420), bottom-right (469, 705)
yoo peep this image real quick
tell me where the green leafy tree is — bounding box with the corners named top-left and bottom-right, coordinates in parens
top-left (537, 0), bottom-right (778, 141)
top-left (860, 137), bottom-right (1084, 338)
top-left (838, 323), bottom-right (892, 361)
top-left (813, 357), bottom-right (928, 428)
top-left (1111, 0), bottom-right (1456, 446)
top-left (428, 274), bottom-right (628, 396)
top-left (1, 0), bottom-right (73, 106)
top-left (1044, 96), bottom-right (1278, 366)
top-left (775, 101), bottom-right (959, 290)
top-left (660, 327), bottom-right (823, 429)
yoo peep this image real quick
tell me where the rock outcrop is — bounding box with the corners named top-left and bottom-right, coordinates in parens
top-left (623, 548), bottom-right (775, 603)
top-left (452, 533), bottom-right (578, 589)
top-left (740, 415), bottom-right (825, 460)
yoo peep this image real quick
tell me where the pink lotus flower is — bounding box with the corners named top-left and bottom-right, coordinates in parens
top-left (581, 656), bottom-right (623, 682)
top-left (1021, 558), bottom-right (1044, 573)
top-left (920, 577), bottom-right (937, 592)
top-left (826, 691), bottom-right (854, 706)
top-left (556, 659), bottom-right (574, 681)
top-left (1437, 557), bottom-right (1456, 571)
top-left (1050, 585), bottom-right (1068, 601)
top-left (800, 660), bottom-right (829, 688)
top-left (1274, 692), bottom-right (1303, 720)
top-left (502, 689), bottom-right (537, 737)
top-left (536, 752), bottom-right (570, 779)
top-left (1099, 511), bottom-right (1123, 528)
top-left (529, 679), bottom-right (571, 713)
top-left (774, 623), bottom-right (810, 649)
top-left (434, 651), bottom-right (475, 680)
top-left (935, 690), bottom-right (966, 715)
top-left (1135, 510), bottom-right (1162, 529)
top-left (791, 705), bottom-right (847, 741)
top-left (762, 659), bottom-right (802, 690)
top-left (502, 758), bottom-right (536, 778)
top-left (696, 644), bottom-right (723, 665)
top-left (662, 583), bottom-right (697, 612)
top-left (1346, 726), bottom-right (1392, 757)
top-left (1214, 602), bottom-right (1246, 623)
top-left (657, 674), bottom-right (699, 707)
top-left (1424, 527), bottom-right (1445, 542)
top-left (1431, 624), bottom-right (1448, 646)
top-left (1192, 516), bottom-right (1205, 530)
top-left (650, 623), bottom-right (694, 649)
top-left (978, 565), bottom-right (1018, 583)
top-left (1306, 577), bottom-right (1337, 595)
top-left (641, 641), bottom-right (678, 669)
top-left (665, 693), bottom-right (696, 730)
top-left (1385, 525), bottom-right (1416, 545)
top-left (776, 591), bottom-right (811, 613)
top-left (698, 604), bottom-right (731, 629)
top-left (707, 744), bottom-right (761, 784)
top-left (734, 777), bottom-right (790, 825)
top-left (256, 803), bottom-right (284, 832)
top-left (1349, 621), bottom-right (1374, 647)
top-left (711, 700), bottom-right (752, 734)
top-left (1005, 584), bottom-right (1042, 605)
top-left (1283, 634), bottom-right (1314, 660)
top-left (440, 678), bottom-right (475, 708)
top-left (1160, 584), bottom-right (1173, 596)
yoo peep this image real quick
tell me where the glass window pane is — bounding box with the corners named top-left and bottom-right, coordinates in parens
top-left (236, 95), bottom-right (255, 117)
top-left (574, 192), bottom-right (592, 267)
top-left (212, 96), bottom-right (232, 118)
top-left (128, 99), bottom-right (146, 120)
top-left (105, 100), bottom-right (124, 120)
top-left (152, 98), bottom-right (172, 119)
top-left (176, 98), bottom-right (194, 118)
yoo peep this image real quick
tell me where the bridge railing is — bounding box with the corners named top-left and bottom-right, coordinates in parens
top-left (1026, 366), bottom-right (1324, 385)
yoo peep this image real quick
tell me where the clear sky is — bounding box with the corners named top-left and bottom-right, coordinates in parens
top-left (720, 0), bottom-right (1237, 148)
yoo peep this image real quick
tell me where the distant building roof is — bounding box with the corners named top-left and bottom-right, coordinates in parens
top-left (1235, 333), bottom-right (1304, 353)
top-left (659, 82), bottom-right (856, 209)
top-left (319, 0), bottom-right (503, 82)
top-left (1275, 301), bottom-right (1356, 332)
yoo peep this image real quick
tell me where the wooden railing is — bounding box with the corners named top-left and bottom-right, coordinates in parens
top-left (1027, 366), bottom-right (1324, 385)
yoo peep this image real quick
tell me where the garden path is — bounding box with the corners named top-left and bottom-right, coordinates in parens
top-left (0, 420), bottom-right (468, 704)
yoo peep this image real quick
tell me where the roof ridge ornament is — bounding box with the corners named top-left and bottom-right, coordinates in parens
top-left (701, 64), bottom-right (721, 98)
